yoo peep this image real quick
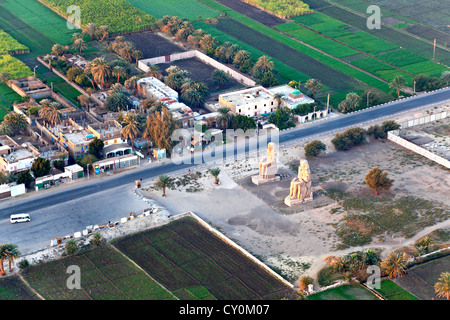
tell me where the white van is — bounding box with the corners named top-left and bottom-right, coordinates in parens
top-left (10, 213), bottom-right (31, 224)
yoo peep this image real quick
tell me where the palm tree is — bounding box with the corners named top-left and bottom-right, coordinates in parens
top-left (380, 251), bottom-right (407, 279)
top-left (435, 272), bottom-right (450, 300)
top-left (72, 32), bottom-right (83, 42)
top-left (87, 57), bottom-right (112, 89)
top-left (273, 93), bottom-right (285, 109)
top-left (216, 107), bottom-right (233, 130)
top-left (3, 112), bottom-right (28, 135)
top-left (209, 167), bottom-right (220, 184)
top-left (51, 43), bottom-right (65, 57)
top-left (305, 78), bottom-right (322, 99)
top-left (212, 70), bottom-right (229, 89)
top-left (82, 22), bottom-right (98, 40)
top-left (0, 244), bottom-right (8, 276)
top-left (73, 38), bottom-right (87, 54)
top-left (252, 55), bottom-right (274, 78)
top-left (90, 232), bottom-right (103, 246)
top-left (144, 107), bottom-right (177, 151)
top-left (98, 25), bottom-right (109, 42)
top-left (4, 244), bottom-right (20, 273)
top-left (112, 65), bottom-right (126, 84)
top-left (414, 236), bottom-right (434, 262)
top-left (124, 76), bottom-right (138, 95)
top-left (389, 75), bottom-right (407, 99)
top-left (440, 71), bottom-right (450, 87)
top-left (147, 65), bottom-right (162, 79)
top-left (233, 50), bottom-right (251, 67)
top-left (132, 50), bottom-right (143, 66)
top-left (65, 239), bottom-right (78, 255)
top-left (121, 113), bottom-right (141, 148)
top-left (154, 175), bottom-right (173, 197)
top-left (200, 34), bottom-right (217, 53)
top-left (43, 54), bottom-right (54, 71)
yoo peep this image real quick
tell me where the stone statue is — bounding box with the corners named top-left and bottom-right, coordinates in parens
top-left (259, 142), bottom-right (277, 179)
top-left (285, 159), bottom-right (313, 206)
top-left (252, 142), bottom-right (280, 185)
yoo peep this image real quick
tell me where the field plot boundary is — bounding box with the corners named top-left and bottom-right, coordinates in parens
top-left (172, 211), bottom-right (294, 289)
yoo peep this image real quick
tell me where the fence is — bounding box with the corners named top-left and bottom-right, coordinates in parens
top-left (398, 110), bottom-right (448, 129)
top-left (388, 131), bottom-right (450, 168)
top-left (139, 50), bottom-right (256, 87)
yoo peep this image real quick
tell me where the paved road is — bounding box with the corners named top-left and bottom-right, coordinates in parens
top-left (1, 87), bottom-right (449, 253)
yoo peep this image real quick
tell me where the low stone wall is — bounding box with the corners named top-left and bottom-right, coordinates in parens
top-left (388, 131), bottom-right (450, 168)
top-left (139, 50), bottom-right (256, 87)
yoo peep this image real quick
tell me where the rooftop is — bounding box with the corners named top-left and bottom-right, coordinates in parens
top-left (220, 86), bottom-right (273, 107)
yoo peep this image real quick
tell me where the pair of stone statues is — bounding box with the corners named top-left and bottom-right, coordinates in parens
top-left (254, 142), bottom-right (313, 206)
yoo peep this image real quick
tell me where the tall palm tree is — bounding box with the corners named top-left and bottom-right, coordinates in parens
top-left (146, 65), bottom-right (161, 79)
top-left (389, 75), bottom-right (407, 99)
top-left (0, 244), bottom-right (8, 276)
top-left (216, 107), bottom-right (233, 130)
top-left (82, 22), bottom-right (98, 40)
top-left (98, 26), bottom-right (109, 42)
top-left (124, 76), bottom-right (138, 95)
top-left (209, 167), bottom-right (220, 184)
top-left (51, 43), bottom-right (65, 57)
top-left (132, 50), bottom-right (143, 66)
top-left (233, 50), bottom-right (251, 67)
top-left (121, 113), bottom-right (140, 148)
top-left (87, 57), bottom-right (112, 89)
top-left (435, 272), bottom-right (450, 300)
top-left (112, 65), bottom-right (126, 84)
top-left (154, 175), bottom-right (173, 197)
top-left (200, 34), bottom-right (217, 52)
top-left (144, 107), bottom-right (177, 151)
top-left (181, 81), bottom-right (209, 108)
top-left (3, 112), bottom-right (28, 135)
top-left (305, 78), bottom-right (322, 99)
top-left (73, 38), bottom-right (87, 54)
top-left (212, 70), bottom-right (229, 89)
top-left (273, 93), bottom-right (285, 109)
top-left (252, 55), bottom-right (274, 78)
top-left (414, 236), bottom-right (434, 262)
top-left (4, 244), bottom-right (20, 273)
top-left (380, 251), bottom-right (407, 279)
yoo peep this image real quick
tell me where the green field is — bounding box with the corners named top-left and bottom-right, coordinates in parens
top-left (0, 0), bottom-right (75, 46)
top-left (112, 216), bottom-right (298, 300)
top-left (375, 280), bottom-right (420, 300)
top-left (126, 0), bottom-right (220, 21)
top-left (0, 6), bottom-right (56, 55)
top-left (21, 245), bottom-right (175, 300)
top-left (0, 29), bottom-right (29, 55)
top-left (307, 284), bottom-right (379, 300)
top-left (0, 54), bottom-right (33, 79)
top-left (40, 0), bottom-right (156, 34)
top-left (0, 275), bottom-right (39, 300)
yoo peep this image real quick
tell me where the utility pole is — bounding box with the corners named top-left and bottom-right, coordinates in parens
top-left (413, 81), bottom-right (416, 94)
top-left (327, 93), bottom-right (330, 114)
top-left (433, 38), bottom-right (436, 60)
top-left (367, 91), bottom-right (370, 107)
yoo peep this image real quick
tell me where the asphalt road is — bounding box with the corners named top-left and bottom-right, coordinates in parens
top-left (1, 87), bottom-right (449, 252)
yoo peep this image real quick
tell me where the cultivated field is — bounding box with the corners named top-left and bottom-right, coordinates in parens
top-left (0, 0), bottom-right (75, 46)
top-left (0, 275), bottom-right (39, 300)
top-left (112, 216), bottom-right (298, 300)
top-left (0, 29), bottom-right (29, 55)
top-left (374, 279), bottom-right (419, 300)
top-left (156, 57), bottom-right (244, 94)
top-left (393, 255), bottom-right (450, 300)
top-left (124, 32), bottom-right (186, 59)
top-left (21, 245), bottom-right (175, 300)
top-left (307, 283), bottom-right (379, 300)
top-left (127, 0), bottom-right (221, 21)
top-left (40, 0), bottom-right (156, 34)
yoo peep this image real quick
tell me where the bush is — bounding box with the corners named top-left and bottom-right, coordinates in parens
top-left (66, 67), bottom-right (83, 82)
top-left (18, 259), bottom-right (30, 270)
top-left (304, 140), bottom-right (326, 157)
top-left (331, 127), bottom-right (367, 151)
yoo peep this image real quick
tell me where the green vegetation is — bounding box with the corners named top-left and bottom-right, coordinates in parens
top-left (307, 283), bottom-right (379, 300)
top-left (126, 0), bottom-right (220, 20)
top-left (243, 0), bottom-right (313, 18)
top-left (21, 245), bottom-right (175, 300)
top-left (0, 54), bottom-right (33, 79)
top-left (0, 29), bottom-right (29, 55)
top-left (41, 0), bottom-right (156, 34)
top-left (375, 280), bottom-right (419, 300)
top-left (0, 275), bottom-right (38, 300)
top-left (0, 0), bottom-right (76, 45)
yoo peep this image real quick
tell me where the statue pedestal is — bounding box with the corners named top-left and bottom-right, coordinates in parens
top-left (284, 194), bottom-right (313, 207)
top-left (252, 175), bottom-right (281, 185)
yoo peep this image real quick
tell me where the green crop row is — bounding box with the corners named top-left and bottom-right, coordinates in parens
top-left (0, 29), bottom-right (29, 55)
top-left (40, 0), bottom-right (156, 34)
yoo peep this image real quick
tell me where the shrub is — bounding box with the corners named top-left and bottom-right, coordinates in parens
top-left (304, 140), bottom-right (326, 157)
top-left (331, 127), bottom-right (367, 151)
top-left (18, 259), bottom-right (30, 270)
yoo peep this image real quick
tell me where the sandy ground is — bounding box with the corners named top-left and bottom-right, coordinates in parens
top-left (138, 132), bottom-right (450, 285)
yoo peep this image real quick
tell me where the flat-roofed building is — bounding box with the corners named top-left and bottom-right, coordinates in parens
top-left (0, 136), bottom-right (41, 174)
top-left (137, 77), bottom-right (178, 102)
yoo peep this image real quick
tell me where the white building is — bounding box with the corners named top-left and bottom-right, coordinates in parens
top-left (137, 77), bottom-right (178, 102)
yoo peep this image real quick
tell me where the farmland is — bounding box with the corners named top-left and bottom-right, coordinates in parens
top-left (126, 0), bottom-right (220, 21)
top-left (40, 0), bottom-right (156, 34)
top-left (21, 245), bottom-right (175, 300)
top-left (374, 280), bottom-right (419, 300)
top-left (0, 0), bottom-right (75, 46)
top-left (0, 54), bottom-right (33, 80)
top-left (0, 29), bottom-right (29, 55)
top-left (0, 275), bottom-right (39, 300)
top-left (240, 0), bottom-right (313, 18)
top-left (112, 216), bottom-right (298, 300)
top-left (307, 284), bottom-right (379, 300)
